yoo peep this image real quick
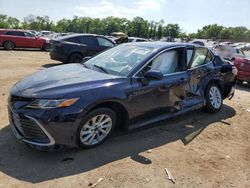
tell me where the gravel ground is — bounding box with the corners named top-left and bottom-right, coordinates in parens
top-left (0, 49), bottom-right (249, 188)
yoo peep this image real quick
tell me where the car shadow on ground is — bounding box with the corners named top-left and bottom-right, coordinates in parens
top-left (0, 104), bottom-right (235, 183)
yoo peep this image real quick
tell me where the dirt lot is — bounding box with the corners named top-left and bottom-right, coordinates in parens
top-left (0, 49), bottom-right (249, 188)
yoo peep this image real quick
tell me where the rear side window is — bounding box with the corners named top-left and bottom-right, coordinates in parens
top-left (24, 32), bottom-right (34, 37)
top-left (5, 31), bottom-right (25, 36)
top-left (97, 37), bottom-right (114, 47)
top-left (65, 37), bottom-right (80, 43)
top-left (79, 36), bottom-right (97, 46)
top-left (189, 48), bottom-right (213, 68)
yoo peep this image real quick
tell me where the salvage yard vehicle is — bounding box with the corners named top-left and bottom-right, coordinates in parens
top-left (0, 29), bottom-right (51, 51)
top-left (233, 56), bottom-right (250, 83)
top-left (8, 42), bottom-right (236, 150)
top-left (214, 45), bottom-right (245, 60)
top-left (50, 34), bottom-right (115, 63)
top-left (128, 37), bottom-right (149, 42)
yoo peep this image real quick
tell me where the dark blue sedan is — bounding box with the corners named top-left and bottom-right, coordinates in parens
top-left (8, 42), bottom-right (236, 150)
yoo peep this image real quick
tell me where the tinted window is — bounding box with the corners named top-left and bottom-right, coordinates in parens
top-left (97, 37), bottom-right (114, 47)
top-left (190, 48), bottom-right (211, 68)
top-left (79, 36), bottom-right (97, 46)
top-left (5, 31), bottom-right (25, 36)
top-left (24, 32), bottom-right (35, 37)
top-left (65, 37), bottom-right (80, 43)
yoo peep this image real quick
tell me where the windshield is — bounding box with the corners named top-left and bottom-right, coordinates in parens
top-left (84, 44), bottom-right (154, 76)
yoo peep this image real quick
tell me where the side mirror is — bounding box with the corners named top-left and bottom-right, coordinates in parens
top-left (221, 64), bottom-right (233, 73)
top-left (82, 56), bottom-right (92, 63)
top-left (144, 70), bottom-right (163, 80)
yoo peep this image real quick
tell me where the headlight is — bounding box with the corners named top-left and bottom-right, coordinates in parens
top-left (26, 98), bottom-right (79, 109)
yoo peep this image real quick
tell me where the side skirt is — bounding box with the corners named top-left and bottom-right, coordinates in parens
top-left (128, 103), bottom-right (204, 130)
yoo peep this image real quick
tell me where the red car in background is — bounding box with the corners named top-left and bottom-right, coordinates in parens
top-left (233, 56), bottom-right (250, 83)
top-left (0, 29), bottom-right (50, 51)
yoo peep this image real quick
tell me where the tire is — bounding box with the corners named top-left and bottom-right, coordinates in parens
top-left (237, 79), bottom-right (244, 85)
top-left (68, 53), bottom-right (83, 63)
top-left (3, 41), bottom-right (15, 50)
top-left (77, 108), bottom-right (117, 148)
top-left (42, 43), bottom-right (51, 51)
top-left (204, 83), bottom-right (223, 113)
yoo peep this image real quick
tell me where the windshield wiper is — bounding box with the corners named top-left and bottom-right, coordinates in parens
top-left (93, 64), bottom-right (109, 74)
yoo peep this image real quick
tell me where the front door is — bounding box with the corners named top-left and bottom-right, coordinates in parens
top-left (129, 47), bottom-right (190, 124)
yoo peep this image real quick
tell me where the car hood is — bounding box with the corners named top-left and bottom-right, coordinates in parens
top-left (11, 64), bottom-right (121, 98)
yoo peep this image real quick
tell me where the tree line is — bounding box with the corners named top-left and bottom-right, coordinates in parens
top-left (1, 14), bottom-right (250, 42)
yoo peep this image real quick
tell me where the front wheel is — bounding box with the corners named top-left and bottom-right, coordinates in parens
top-left (77, 108), bottom-right (116, 148)
top-left (204, 83), bottom-right (223, 113)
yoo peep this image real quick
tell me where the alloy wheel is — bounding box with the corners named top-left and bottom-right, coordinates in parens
top-left (80, 114), bottom-right (112, 145)
top-left (209, 86), bottom-right (222, 109)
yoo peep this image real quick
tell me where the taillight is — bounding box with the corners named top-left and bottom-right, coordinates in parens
top-left (55, 42), bottom-right (64, 47)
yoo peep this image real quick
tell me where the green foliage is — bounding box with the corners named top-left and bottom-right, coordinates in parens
top-left (0, 14), bottom-right (250, 41)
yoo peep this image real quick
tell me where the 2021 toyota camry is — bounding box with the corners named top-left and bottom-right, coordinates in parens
top-left (8, 42), bottom-right (236, 150)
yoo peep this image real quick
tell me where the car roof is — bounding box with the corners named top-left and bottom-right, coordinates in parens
top-left (57, 33), bottom-right (113, 41)
top-left (125, 42), bottom-right (194, 50)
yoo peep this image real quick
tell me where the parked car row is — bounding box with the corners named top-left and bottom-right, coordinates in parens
top-left (214, 45), bottom-right (250, 83)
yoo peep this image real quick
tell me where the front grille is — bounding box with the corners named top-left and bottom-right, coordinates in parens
top-left (11, 113), bottom-right (49, 143)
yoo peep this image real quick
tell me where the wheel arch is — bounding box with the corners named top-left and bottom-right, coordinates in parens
top-left (85, 100), bottom-right (130, 130)
top-left (3, 40), bottom-right (16, 47)
top-left (204, 78), bottom-right (224, 97)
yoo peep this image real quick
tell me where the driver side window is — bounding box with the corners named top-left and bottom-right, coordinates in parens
top-left (142, 50), bottom-right (179, 75)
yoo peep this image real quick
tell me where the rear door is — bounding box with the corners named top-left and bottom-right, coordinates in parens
top-left (187, 47), bottom-right (214, 100)
top-left (23, 32), bottom-right (37, 48)
top-left (79, 36), bottom-right (99, 56)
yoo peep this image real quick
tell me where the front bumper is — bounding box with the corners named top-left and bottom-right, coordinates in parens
top-left (8, 104), bottom-right (84, 150)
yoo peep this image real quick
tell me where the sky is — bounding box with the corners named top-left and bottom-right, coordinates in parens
top-left (0, 0), bottom-right (250, 33)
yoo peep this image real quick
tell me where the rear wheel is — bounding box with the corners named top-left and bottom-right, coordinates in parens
top-left (68, 53), bottom-right (83, 63)
top-left (204, 83), bottom-right (223, 113)
top-left (77, 108), bottom-right (116, 148)
top-left (42, 43), bottom-right (51, 51)
top-left (3, 41), bottom-right (15, 50)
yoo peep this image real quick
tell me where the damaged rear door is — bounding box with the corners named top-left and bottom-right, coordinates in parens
top-left (186, 46), bottom-right (215, 105)
top-left (129, 47), bottom-right (190, 124)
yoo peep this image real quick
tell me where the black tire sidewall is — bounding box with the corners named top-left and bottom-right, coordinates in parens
top-left (68, 53), bottom-right (83, 63)
top-left (204, 83), bottom-right (223, 113)
top-left (43, 43), bottom-right (51, 51)
top-left (4, 41), bottom-right (14, 50)
top-left (77, 108), bottom-right (117, 149)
